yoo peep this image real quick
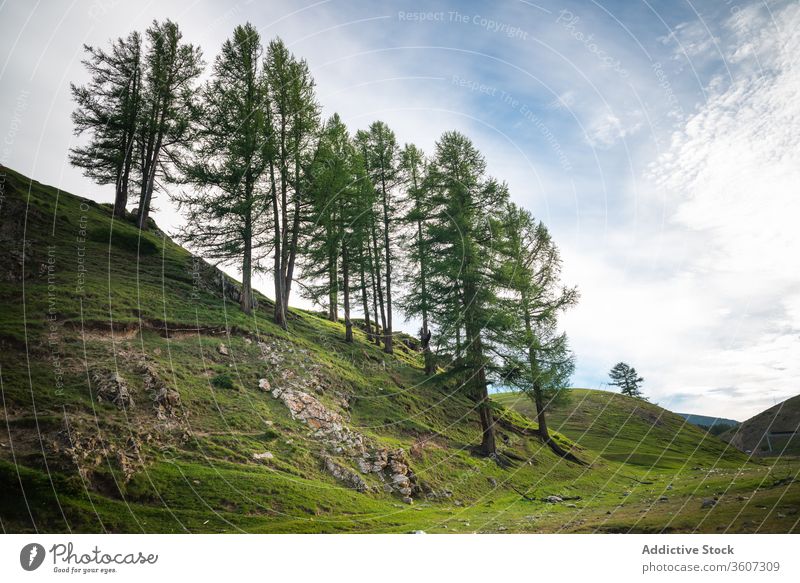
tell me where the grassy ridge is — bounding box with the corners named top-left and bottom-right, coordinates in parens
top-left (494, 389), bottom-right (744, 468)
top-left (1, 166), bottom-right (798, 533)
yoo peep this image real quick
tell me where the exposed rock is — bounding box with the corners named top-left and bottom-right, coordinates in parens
top-left (323, 457), bottom-right (368, 492)
top-left (258, 378), bottom-right (271, 392)
top-left (391, 473), bottom-right (410, 485)
top-left (545, 495), bottom-right (563, 503)
top-left (488, 477), bottom-right (498, 487)
top-left (701, 498), bottom-right (717, 509)
top-left (565, 503), bottom-right (578, 508)
top-left (271, 386), bottom-right (365, 453)
top-left (402, 497), bottom-right (413, 505)
top-left (270, 374), bottom-right (417, 502)
top-left (658, 496), bottom-right (669, 502)
top-left (253, 451), bottom-right (274, 461)
top-left (217, 343), bottom-right (229, 356)
top-left (92, 371), bottom-right (133, 409)
top-left (154, 387), bottom-right (181, 415)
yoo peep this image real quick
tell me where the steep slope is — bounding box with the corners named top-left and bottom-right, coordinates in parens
top-left (0, 167), bottom-right (797, 534)
top-left (720, 395), bottom-right (800, 456)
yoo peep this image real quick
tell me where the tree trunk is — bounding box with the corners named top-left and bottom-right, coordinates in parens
top-left (367, 244), bottom-right (381, 346)
top-left (240, 185), bottom-right (253, 314)
top-left (521, 288), bottom-right (547, 441)
top-left (477, 362), bottom-right (496, 457)
top-left (328, 239), bottom-right (338, 322)
top-left (270, 162), bottom-right (286, 328)
top-left (136, 152), bottom-right (159, 230)
top-left (281, 150), bottom-right (302, 319)
top-left (369, 215), bottom-right (387, 345)
top-left (241, 237), bottom-right (253, 315)
top-left (463, 262), bottom-right (495, 456)
top-left (380, 174), bottom-right (393, 353)
top-left (342, 242), bottom-right (352, 342)
top-left (358, 246), bottom-right (372, 343)
top-left (416, 208), bottom-right (433, 374)
top-left (533, 384), bottom-right (549, 441)
top-left (114, 180), bottom-right (129, 219)
top-left (115, 65), bottom-right (139, 220)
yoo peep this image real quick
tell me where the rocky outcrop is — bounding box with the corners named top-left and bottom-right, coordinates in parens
top-left (271, 386), bottom-right (365, 454)
top-left (268, 381), bottom-right (418, 500)
top-left (56, 417), bottom-right (142, 483)
top-left (92, 370), bottom-right (134, 409)
top-left (139, 361), bottom-right (181, 418)
top-left (357, 448), bottom-right (418, 498)
top-left (323, 457), bottom-right (368, 492)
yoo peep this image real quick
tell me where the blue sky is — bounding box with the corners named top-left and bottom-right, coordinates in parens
top-left (1, 0), bottom-right (798, 420)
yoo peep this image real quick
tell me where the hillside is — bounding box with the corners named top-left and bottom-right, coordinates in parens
top-left (1, 167), bottom-right (798, 533)
top-left (494, 390), bottom-right (741, 469)
top-left (720, 395), bottom-right (800, 456)
top-left (678, 413), bottom-right (740, 431)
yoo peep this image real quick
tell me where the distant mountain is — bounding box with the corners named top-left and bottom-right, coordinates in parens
top-left (678, 413), bottom-right (740, 429)
top-left (719, 395), bottom-right (800, 455)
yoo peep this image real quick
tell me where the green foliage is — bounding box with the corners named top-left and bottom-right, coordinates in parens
top-left (211, 372), bottom-right (236, 390)
top-left (609, 362), bottom-right (646, 399)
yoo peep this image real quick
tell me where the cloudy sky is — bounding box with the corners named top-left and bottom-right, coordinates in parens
top-left (1, 0), bottom-right (798, 420)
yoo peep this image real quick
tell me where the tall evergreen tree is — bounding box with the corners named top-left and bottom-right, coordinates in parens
top-left (264, 38), bottom-right (320, 328)
top-left (499, 203), bottom-right (578, 457)
top-left (70, 31), bottom-right (142, 219)
top-left (398, 143), bottom-right (435, 374)
top-left (354, 130), bottom-right (386, 347)
top-left (424, 131), bottom-right (509, 457)
top-left (135, 19), bottom-right (203, 230)
top-left (609, 362), bottom-right (646, 399)
top-left (358, 122), bottom-right (399, 353)
top-left (302, 114), bottom-right (352, 322)
top-left (172, 23), bottom-right (270, 314)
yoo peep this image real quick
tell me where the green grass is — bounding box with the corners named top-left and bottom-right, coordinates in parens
top-left (1, 166), bottom-right (798, 534)
top-left (494, 389), bottom-right (746, 469)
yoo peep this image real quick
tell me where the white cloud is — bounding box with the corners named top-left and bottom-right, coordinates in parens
top-left (584, 110), bottom-right (643, 148)
top-left (616, 1), bottom-right (800, 419)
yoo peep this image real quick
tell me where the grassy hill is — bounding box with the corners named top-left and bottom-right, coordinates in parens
top-left (494, 389), bottom-right (743, 469)
top-left (678, 413), bottom-right (740, 431)
top-left (1, 166), bottom-right (798, 533)
top-left (720, 395), bottom-right (800, 456)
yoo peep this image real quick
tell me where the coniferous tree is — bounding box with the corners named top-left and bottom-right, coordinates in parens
top-left (265, 38), bottom-right (320, 328)
top-left (172, 23), bottom-right (270, 314)
top-left (499, 203), bottom-right (579, 457)
top-left (358, 122), bottom-right (399, 353)
top-left (70, 31), bottom-right (142, 219)
top-left (302, 114), bottom-right (352, 322)
top-left (398, 143), bottom-right (435, 374)
top-left (609, 362), bottom-right (646, 399)
top-left (136, 19), bottom-right (203, 230)
top-left (424, 131), bottom-right (509, 457)
top-left (354, 130), bottom-right (387, 347)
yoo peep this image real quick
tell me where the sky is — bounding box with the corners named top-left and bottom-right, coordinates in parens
top-left (1, 0), bottom-right (798, 421)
